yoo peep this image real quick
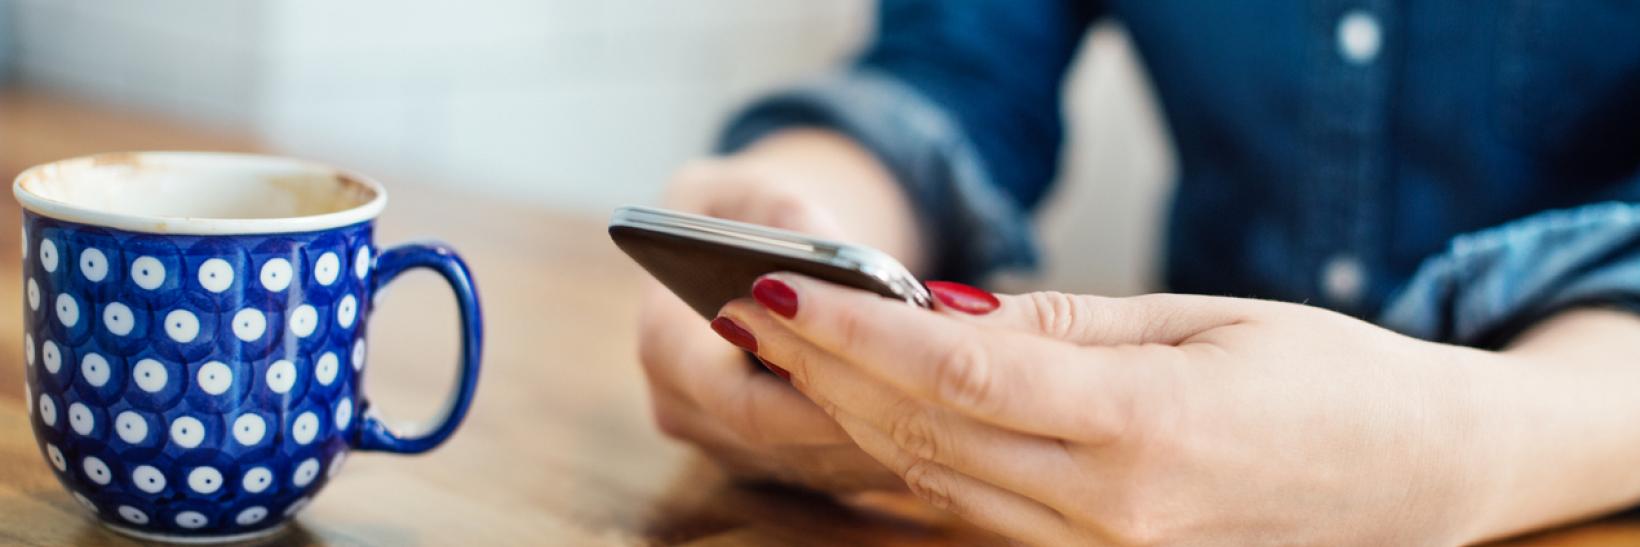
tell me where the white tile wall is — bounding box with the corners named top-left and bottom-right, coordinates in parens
top-left (4, 0), bottom-right (871, 211)
top-left (7, 0), bottom-right (263, 125)
top-left (254, 0), bottom-right (873, 210)
top-left (2, 0), bottom-right (1174, 293)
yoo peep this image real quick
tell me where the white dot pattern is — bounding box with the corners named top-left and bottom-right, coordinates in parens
top-left (197, 361), bottom-right (233, 395)
top-left (314, 252), bottom-right (340, 286)
top-left (80, 248), bottom-right (109, 282)
top-left (197, 258), bottom-right (235, 292)
top-left (266, 360), bottom-right (297, 394)
top-left (237, 506), bottom-right (269, 526)
top-left (288, 305), bottom-right (318, 337)
top-left (46, 444), bottom-right (67, 472)
top-left (118, 505), bottom-right (149, 525)
top-left (41, 341), bottom-right (61, 374)
top-left (170, 416), bottom-right (205, 449)
top-left (335, 398), bottom-right (353, 430)
top-left (80, 353), bottom-right (111, 387)
top-left (163, 309), bottom-right (201, 343)
top-left (38, 394), bottom-right (57, 426)
top-left (231, 308), bottom-right (267, 342)
top-left (337, 295), bottom-right (358, 328)
top-left (292, 458), bottom-right (320, 487)
top-left (26, 277), bottom-right (40, 311)
top-left (292, 412), bottom-right (320, 445)
top-left (130, 256), bottom-right (166, 290)
top-left (352, 339), bottom-right (367, 371)
top-left (176, 511), bottom-right (208, 529)
top-left (315, 353), bottom-right (339, 386)
top-left (284, 497), bottom-right (310, 518)
top-left (23, 221), bottom-right (379, 532)
top-left (103, 302), bottom-right (135, 336)
top-left (74, 492), bottom-right (99, 513)
top-left (82, 456), bottom-right (112, 485)
top-left (242, 467), bottom-right (273, 494)
top-left (132, 465), bottom-right (166, 493)
top-left (39, 239), bottom-right (59, 272)
top-left (132, 359), bottom-right (168, 393)
top-left (260, 258), bottom-right (293, 292)
top-left (328, 451), bottom-right (347, 479)
top-left (187, 466), bottom-right (224, 494)
top-left (233, 414), bottom-right (266, 446)
top-left (68, 402), bottom-right (95, 436)
top-left (355, 246), bottom-right (372, 279)
top-left (115, 411), bottom-right (148, 444)
top-left (55, 293), bottom-right (80, 328)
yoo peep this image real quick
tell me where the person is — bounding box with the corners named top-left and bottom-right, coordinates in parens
top-left (638, 1), bottom-right (1640, 544)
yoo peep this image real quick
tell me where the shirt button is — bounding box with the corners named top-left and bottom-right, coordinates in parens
top-left (1321, 254), bottom-right (1367, 305)
top-left (1336, 10), bottom-right (1382, 65)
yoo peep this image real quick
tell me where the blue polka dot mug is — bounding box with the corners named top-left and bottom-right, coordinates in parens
top-left (14, 152), bottom-right (484, 543)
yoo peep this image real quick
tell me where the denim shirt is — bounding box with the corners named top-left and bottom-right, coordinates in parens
top-left (720, 1), bottom-right (1640, 348)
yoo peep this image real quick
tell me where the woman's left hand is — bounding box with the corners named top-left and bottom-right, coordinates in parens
top-left (712, 274), bottom-right (1530, 545)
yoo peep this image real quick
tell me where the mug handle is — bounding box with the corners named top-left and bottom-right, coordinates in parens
top-left (351, 242), bottom-right (484, 454)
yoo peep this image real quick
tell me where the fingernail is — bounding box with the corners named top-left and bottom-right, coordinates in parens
top-left (751, 277), bottom-right (799, 319)
top-left (710, 316), bottom-right (758, 353)
top-left (756, 357), bottom-right (792, 381)
top-left (926, 281), bottom-right (1000, 315)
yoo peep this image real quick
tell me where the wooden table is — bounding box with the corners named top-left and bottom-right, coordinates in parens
top-left (0, 88), bottom-right (1636, 546)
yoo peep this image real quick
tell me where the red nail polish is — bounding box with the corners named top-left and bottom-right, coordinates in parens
top-left (926, 281), bottom-right (1000, 315)
top-left (710, 316), bottom-right (758, 353)
top-left (756, 357), bottom-right (792, 381)
top-left (751, 277), bottom-right (799, 318)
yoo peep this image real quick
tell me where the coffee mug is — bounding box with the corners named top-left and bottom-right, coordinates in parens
top-left (14, 152), bottom-right (483, 543)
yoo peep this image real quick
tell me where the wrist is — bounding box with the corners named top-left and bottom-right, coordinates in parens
top-left (1408, 343), bottom-right (1536, 544)
top-left (1455, 311), bottom-right (1640, 541)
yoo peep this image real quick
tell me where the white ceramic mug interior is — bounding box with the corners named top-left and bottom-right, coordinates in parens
top-left (13, 151), bottom-right (386, 234)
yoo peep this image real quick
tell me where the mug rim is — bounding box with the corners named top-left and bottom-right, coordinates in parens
top-left (12, 151), bottom-right (388, 235)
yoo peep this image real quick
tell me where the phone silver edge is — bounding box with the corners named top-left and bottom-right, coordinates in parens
top-left (610, 206), bottom-right (933, 308)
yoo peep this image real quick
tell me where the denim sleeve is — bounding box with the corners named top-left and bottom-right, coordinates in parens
top-left (718, 0), bottom-right (1102, 282)
top-left (1380, 202), bottom-right (1640, 348)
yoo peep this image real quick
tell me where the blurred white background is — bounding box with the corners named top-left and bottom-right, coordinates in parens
top-left (0, 0), bottom-right (1173, 295)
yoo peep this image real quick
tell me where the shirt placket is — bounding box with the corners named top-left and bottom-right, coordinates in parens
top-left (1304, 0), bottom-right (1395, 316)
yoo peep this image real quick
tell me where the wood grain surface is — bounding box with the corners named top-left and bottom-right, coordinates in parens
top-left (0, 88), bottom-right (1635, 546)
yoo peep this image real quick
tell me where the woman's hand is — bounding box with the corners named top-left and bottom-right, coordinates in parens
top-left (637, 129), bottom-right (924, 492)
top-left (713, 274), bottom-right (1543, 545)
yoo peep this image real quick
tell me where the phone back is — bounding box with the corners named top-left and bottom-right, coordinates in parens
top-left (610, 224), bottom-right (910, 319)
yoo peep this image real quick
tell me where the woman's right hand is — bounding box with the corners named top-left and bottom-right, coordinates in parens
top-left (637, 129), bottom-right (925, 493)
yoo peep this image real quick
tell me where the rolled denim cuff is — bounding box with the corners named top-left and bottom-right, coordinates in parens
top-left (716, 69), bottom-right (1038, 283)
top-left (1380, 201), bottom-right (1640, 348)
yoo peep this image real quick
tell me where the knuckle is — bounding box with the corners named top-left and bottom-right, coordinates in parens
top-left (635, 332), bottom-right (669, 376)
top-left (1026, 291), bottom-right (1086, 339)
top-left (669, 159), bottom-right (726, 186)
top-left (812, 395), bottom-right (843, 420)
top-left (650, 407), bottom-right (690, 441)
top-left (900, 459), bottom-right (953, 512)
top-left (885, 402), bottom-right (942, 462)
top-left (700, 390), bottom-right (770, 446)
top-left (833, 307), bottom-right (871, 348)
top-left (933, 340), bottom-right (1000, 413)
top-left (1103, 513), bottom-right (1167, 547)
top-left (722, 398), bottom-right (772, 446)
top-left (1138, 309), bottom-right (1182, 345)
top-left (759, 192), bottom-right (811, 220)
top-left (1093, 484), bottom-right (1172, 546)
top-left (1076, 347), bottom-right (1171, 444)
top-left (635, 309), bottom-right (684, 378)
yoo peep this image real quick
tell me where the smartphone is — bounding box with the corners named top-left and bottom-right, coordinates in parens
top-left (608, 206), bottom-right (932, 319)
